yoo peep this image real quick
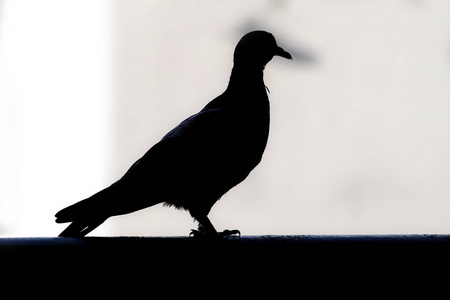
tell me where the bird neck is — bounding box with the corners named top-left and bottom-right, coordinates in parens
top-left (228, 64), bottom-right (265, 90)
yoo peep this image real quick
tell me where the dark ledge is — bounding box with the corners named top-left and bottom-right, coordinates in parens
top-left (3, 235), bottom-right (450, 287)
top-left (3, 234), bottom-right (450, 260)
top-left (2, 235), bottom-right (446, 294)
top-left (3, 234), bottom-right (450, 251)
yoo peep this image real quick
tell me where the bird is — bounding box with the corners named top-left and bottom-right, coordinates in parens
top-left (55, 30), bottom-right (292, 238)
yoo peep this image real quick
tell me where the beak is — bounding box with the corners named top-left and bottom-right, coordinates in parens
top-left (275, 46), bottom-right (292, 60)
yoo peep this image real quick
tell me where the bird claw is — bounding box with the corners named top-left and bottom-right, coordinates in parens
top-left (189, 229), bottom-right (240, 239)
top-left (219, 229), bottom-right (241, 238)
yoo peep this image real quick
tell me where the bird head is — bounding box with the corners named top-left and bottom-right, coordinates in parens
top-left (233, 31), bottom-right (292, 68)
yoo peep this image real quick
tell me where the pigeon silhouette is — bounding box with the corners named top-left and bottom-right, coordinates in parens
top-left (55, 30), bottom-right (292, 237)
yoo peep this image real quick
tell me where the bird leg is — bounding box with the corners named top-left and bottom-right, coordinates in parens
top-left (190, 215), bottom-right (240, 238)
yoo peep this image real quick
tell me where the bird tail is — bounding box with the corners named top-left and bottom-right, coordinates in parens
top-left (57, 218), bottom-right (106, 237)
top-left (55, 189), bottom-right (110, 237)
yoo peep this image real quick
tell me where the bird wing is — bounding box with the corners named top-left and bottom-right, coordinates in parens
top-left (116, 104), bottom-right (251, 210)
top-left (124, 106), bottom-right (234, 184)
top-left (55, 107), bottom-right (228, 223)
top-left (56, 95), bottom-right (264, 224)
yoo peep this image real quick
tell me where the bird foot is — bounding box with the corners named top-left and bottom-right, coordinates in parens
top-left (189, 229), bottom-right (241, 239)
top-left (219, 229), bottom-right (241, 238)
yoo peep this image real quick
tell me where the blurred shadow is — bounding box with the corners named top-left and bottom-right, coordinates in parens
top-left (287, 45), bottom-right (318, 65)
top-left (236, 20), bottom-right (318, 66)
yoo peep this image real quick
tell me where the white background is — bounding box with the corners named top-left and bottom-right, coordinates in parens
top-left (1, 0), bottom-right (450, 236)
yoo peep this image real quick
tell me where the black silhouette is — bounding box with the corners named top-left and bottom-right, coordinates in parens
top-left (55, 31), bottom-right (292, 238)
